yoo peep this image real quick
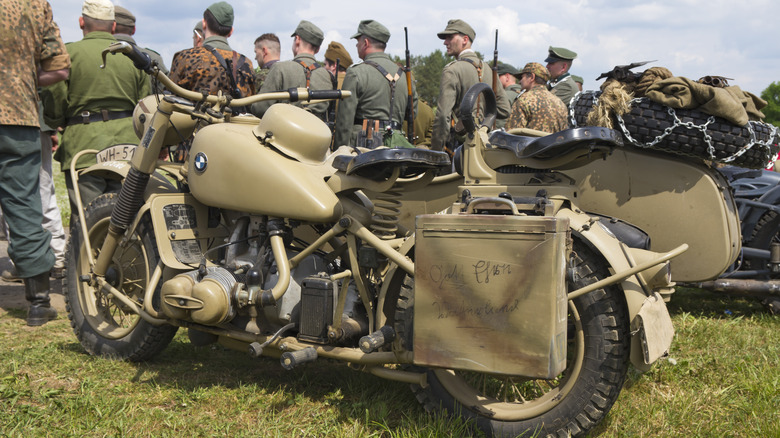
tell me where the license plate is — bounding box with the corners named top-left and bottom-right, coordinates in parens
top-left (96, 144), bottom-right (136, 163)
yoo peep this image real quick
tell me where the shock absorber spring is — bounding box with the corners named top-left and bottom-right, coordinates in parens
top-left (370, 186), bottom-right (402, 240)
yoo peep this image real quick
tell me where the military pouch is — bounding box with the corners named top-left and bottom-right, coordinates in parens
top-left (384, 129), bottom-right (415, 149)
top-left (356, 120), bottom-right (384, 149)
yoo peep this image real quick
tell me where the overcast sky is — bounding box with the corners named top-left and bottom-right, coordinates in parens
top-left (52, 0), bottom-right (779, 96)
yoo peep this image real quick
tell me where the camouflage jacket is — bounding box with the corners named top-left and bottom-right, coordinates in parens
top-left (169, 36), bottom-right (255, 98)
top-left (505, 85), bottom-right (568, 134)
top-left (0, 0), bottom-right (69, 127)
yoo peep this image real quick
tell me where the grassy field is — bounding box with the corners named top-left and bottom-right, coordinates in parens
top-left (1, 287), bottom-right (778, 437)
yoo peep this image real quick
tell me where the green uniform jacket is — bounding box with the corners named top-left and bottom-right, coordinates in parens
top-left (333, 52), bottom-right (417, 147)
top-left (251, 53), bottom-right (333, 119)
top-left (504, 84), bottom-right (524, 106)
top-left (42, 31), bottom-right (150, 170)
top-left (114, 34), bottom-right (168, 94)
top-left (548, 73), bottom-right (578, 108)
top-left (431, 50), bottom-right (511, 151)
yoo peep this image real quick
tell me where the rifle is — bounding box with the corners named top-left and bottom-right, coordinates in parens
top-left (491, 30), bottom-right (498, 129)
top-left (404, 27), bottom-right (414, 144)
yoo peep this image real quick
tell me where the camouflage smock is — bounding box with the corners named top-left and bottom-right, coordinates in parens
top-left (505, 85), bottom-right (568, 134)
top-left (169, 36), bottom-right (255, 98)
top-left (0, 0), bottom-right (69, 127)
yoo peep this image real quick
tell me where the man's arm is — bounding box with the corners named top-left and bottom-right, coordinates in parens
top-left (38, 68), bottom-right (68, 86)
top-left (431, 68), bottom-right (458, 151)
top-left (333, 68), bottom-right (359, 147)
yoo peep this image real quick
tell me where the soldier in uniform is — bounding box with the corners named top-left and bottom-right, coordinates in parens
top-left (41, 0), bottom-right (150, 223)
top-left (431, 19), bottom-right (510, 152)
top-left (497, 61), bottom-right (524, 106)
top-left (112, 6), bottom-right (168, 94)
top-left (506, 62), bottom-right (568, 133)
top-left (0, 0), bottom-right (69, 326)
top-left (545, 46), bottom-right (578, 108)
top-left (251, 20), bottom-right (332, 120)
top-left (169, 2), bottom-right (255, 99)
top-left (324, 41), bottom-right (353, 89)
top-left (334, 20), bottom-right (416, 148)
top-left (571, 74), bottom-right (584, 91)
top-left (253, 33), bottom-right (280, 91)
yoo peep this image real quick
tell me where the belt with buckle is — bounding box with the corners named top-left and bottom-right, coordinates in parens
top-left (66, 110), bottom-right (134, 126)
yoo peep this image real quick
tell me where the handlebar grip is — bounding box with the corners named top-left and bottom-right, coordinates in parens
top-left (307, 89), bottom-right (344, 101)
top-left (126, 45), bottom-right (152, 73)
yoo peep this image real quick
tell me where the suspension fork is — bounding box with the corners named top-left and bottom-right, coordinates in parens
top-left (91, 98), bottom-right (175, 276)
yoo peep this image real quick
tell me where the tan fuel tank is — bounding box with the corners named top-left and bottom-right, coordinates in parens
top-left (187, 123), bottom-right (342, 222)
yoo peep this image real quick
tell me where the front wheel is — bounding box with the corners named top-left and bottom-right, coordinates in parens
top-left (395, 241), bottom-right (630, 437)
top-left (65, 193), bottom-right (177, 361)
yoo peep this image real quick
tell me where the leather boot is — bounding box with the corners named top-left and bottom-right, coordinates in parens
top-left (24, 272), bottom-right (57, 326)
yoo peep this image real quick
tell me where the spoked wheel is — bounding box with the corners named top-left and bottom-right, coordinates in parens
top-left (395, 241), bottom-right (630, 437)
top-left (65, 193), bottom-right (177, 361)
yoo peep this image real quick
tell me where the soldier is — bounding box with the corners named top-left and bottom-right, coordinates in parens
top-left (572, 74), bottom-right (584, 91)
top-left (334, 20), bottom-right (416, 148)
top-left (497, 61), bottom-right (524, 106)
top-left (323, 41), bottom-right (353, 90)
top-left (169, 2), bottom-right (254, 99)
top-left (251, 20), bottom-right (332, 120)
top-left (545, 46), bottom-right (578, 108)
top-left (192, 20), bottom-right (204, 48)
top-left (41, 0), bottom-right (150, 223)
top-left (506, 62), bottom-right (568, 133)
top-left (112, 5), bottom-right (168, 93)
top-left (253, 33), bottom-right (280, 91)
top-left (0, 0), bottom-right (69, 326)
top-left (431, 19), bottom-right (510, 152)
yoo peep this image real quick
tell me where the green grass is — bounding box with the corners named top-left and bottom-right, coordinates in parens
top-left (53, 160), bottom-right (70, 228)
top-left (1, 288), bottom-right (778, 437)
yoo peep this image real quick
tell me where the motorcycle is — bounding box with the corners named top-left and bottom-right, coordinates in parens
top-left (65, 42), bottom-right (684, 438)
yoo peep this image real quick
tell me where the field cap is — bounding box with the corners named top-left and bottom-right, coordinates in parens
top-left (113, 5), bottom-right (135, 27)
top-left (437, 19), bottom-right (475, 41)
top-left (545, 46), bottom-right (577, 63)
top-left (292, 20), bottom-right (324, 47)
top-left (82, 0), bottom-right (114, 21)
top-left (496, 62), bottom-right (519, 76)
top-left (324, 41), bottom-right (353, 67)
top-left (351, 20), bottom-right (390, 44)
top-left (571, 74), bottom-right (584, 84)
top-left (194, 20), bottom-right (203, 36)
top-left (521, 62), bottom-right (551, 82)
top-left (207, 1), bottom-right (234, 27)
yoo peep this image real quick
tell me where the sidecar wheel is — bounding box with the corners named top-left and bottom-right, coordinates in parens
top-left (65, 193), bottom-right (177, 361)
top-left (395, 242), bottom-right (630, 438)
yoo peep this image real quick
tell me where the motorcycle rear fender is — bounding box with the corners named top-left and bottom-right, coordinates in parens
top-left (557, 208), bottom-right (676, 372)
top-left (77, 160), bottom-right (180, 197)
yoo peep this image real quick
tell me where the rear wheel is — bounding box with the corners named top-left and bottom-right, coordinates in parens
top-left (65, 193), bottom-right (177, 361)
top-left (395, 241), bottom-right (630, 437)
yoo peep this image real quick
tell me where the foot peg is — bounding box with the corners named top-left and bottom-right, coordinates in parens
top-left (281, 347), bottom-right (318, 370)
top-left (359, 326), bottom-right (396, 353)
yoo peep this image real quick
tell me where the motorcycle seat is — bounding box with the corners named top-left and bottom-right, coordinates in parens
top-left (331, 148), bottom-right (451, 181)
top-left (489, 127), bottom-right (623, 160)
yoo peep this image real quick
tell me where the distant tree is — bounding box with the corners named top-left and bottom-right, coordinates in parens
top-left (411, 50), bottom-right (452, 108)
top-left (761, 81), bottom-right (780, 127)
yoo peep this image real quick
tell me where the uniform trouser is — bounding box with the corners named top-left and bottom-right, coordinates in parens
top-left (0, 132), bottom-right (67, 268)
top-left (0, 126), bottom-right (55, 278)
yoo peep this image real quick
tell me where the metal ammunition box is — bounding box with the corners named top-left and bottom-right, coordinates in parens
top-left (413, 214), bottom-right (569, 378)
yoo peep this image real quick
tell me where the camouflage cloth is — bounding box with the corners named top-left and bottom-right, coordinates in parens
top-left (169, 36), bottom-right (255, 98)
top-left (0, 0), bottom-right (69, 127)
top-left (253, 60), bottom-right (277, 91)
top-left (548, 73), bottom-right (579, 108)
top-left (506, 85), bottom-right (568, 133)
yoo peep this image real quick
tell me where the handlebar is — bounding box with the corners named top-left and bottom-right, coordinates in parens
top-left (100, 42), bottom-right (350, 109)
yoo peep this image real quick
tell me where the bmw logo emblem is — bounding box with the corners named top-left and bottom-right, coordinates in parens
top-left (193, 152), bottom-right (208, 172)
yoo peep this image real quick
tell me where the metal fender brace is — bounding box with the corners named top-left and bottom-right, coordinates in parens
top-left (560, 208), bottom-right (688, 370)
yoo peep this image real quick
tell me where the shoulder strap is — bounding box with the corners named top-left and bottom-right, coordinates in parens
top-left (204, 45), bottom-right (242, 98)
top-left (364, 61), bottom-right (405, 123)
top-left (297, 60), bottom-right (322, 88)
top-left (460, 57), bottom-right (483, 82)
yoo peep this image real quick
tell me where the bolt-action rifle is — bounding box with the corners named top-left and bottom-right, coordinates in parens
top-left (404, 27), bottom-right (414, 144)
top-left (491, 30), bottom-right (498, 128)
